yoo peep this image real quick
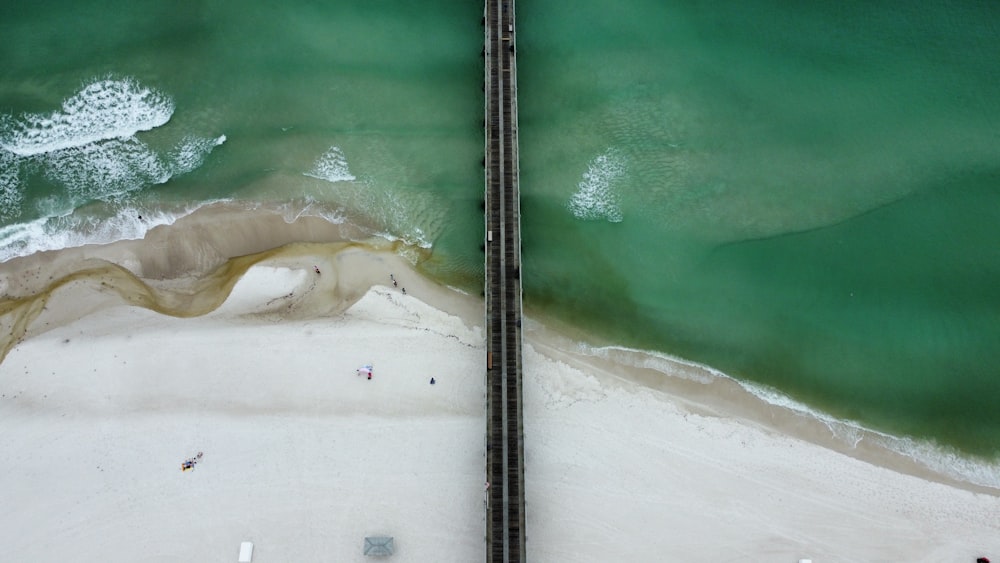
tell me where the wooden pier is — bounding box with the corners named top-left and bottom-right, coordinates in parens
top-left (483, 0), bottom-right (525, 561)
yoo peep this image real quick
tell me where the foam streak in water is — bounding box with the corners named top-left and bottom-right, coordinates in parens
top-left (39, 134), bottom-right (226, 202)
top-left (0, 150), bottom-right (22, 220)
top-left (304, 146), bottom-right (356, 183)
top-left (303, 144), bottom-right (437, 249)
top-left (0, 200), bottom-right (229, 263)
top-left (568, 148), bottom-right (625, 223)
top-left (0, 77), bottom-right (174, 157)
top-left (0, 77), bottom-right (225, 226)
top-left (168, 134), bottom-right (228, 176)
top-left (44, 138), bottom-right (170, 200)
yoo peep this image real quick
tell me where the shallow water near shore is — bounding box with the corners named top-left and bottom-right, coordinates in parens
top-left (2, 0), bottom-right (1000, 462)
top-left (516, 0), bottom-right (1000, 459)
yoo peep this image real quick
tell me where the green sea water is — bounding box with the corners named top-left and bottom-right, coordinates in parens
top-left (0, 0), bottom-right (484, 275)
top-left (2, 0), bottom-right (1000, 461)
top-left (516, 0), bottom-right (1000, 457)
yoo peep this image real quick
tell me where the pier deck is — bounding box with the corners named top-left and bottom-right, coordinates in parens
top-left (483, 0), bottom-right (525, 561)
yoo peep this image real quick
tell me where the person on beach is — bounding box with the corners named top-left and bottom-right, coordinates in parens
top-left (314, 265), bottom-right (321, 274)
top-left (430, 377), bottom-right (435, 385)
top-left (401, 287), bottom-right (406, 295)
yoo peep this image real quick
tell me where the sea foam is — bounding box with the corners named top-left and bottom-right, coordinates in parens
top-left (273, 197), bottom-right (347, 225)
top-left (568, 148), bottom-right (625, 223)
top-left (43, 137), bottom-right (170, 201)
top-left (304, 146), bottom-right (356, 183)
top-left (302, 146), bottom-right (434, 249)
top-left (37, 133), bottom-right (226, 204)
top-left (0, 200), bottom-right (226, 263)
top-left (169, 134), bottom-right (228, 176)
top-left (0, 77), bottom-right (174, 157)
top-left (0, 150), bottom-right (22, 220)
top-left (0, 77), bottom-right (226, 240)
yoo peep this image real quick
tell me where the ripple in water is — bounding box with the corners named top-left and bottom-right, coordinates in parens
top-left (568, 148), bottom-right (625, 223)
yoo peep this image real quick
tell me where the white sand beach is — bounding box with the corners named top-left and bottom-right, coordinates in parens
top-left (1, 233), bottom-right (998, 561)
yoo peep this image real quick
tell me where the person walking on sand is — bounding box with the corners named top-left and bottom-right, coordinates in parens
top-left (401, 287), bottom-right (406, 295)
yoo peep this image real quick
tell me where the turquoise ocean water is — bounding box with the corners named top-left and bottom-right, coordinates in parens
top-left (2, 1), bottom-right (1000, 468)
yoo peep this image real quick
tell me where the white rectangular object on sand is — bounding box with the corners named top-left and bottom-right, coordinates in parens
top-left (238, 542), bottom-right (254, 562)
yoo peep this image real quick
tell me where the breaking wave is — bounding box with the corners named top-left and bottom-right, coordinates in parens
top-left (0, 77), bottom-right (226, 259)
top-left (0, 77), bottom-right (174, 157)
top-left (303, 145), bottom-right (434, 249)
top-left (0, 77), bottom-right (226, 200)
top-left (304, 146), bottom-right (356, 183)
top-left (0, 150), bottom-right (22, 220)
top-left (0, 200), bottom-right (226, 263)
top-left (567, 148), bottom-right (625, 223)
top-left (34, 133), bottom-right (224, 203)
top-left (43, 137), bottom-right (171, 201)
top-left (169, 134), bottom-right (228, 176)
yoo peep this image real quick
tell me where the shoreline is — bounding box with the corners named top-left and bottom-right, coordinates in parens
top-left (0, 212), bottom-right (999, 559)
top-left (0, 250), bottom-right (487, 561)
top-left (524, 317), bottom-right (1000, 495)
top-left (2, 205), bottom-right (999, 491)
